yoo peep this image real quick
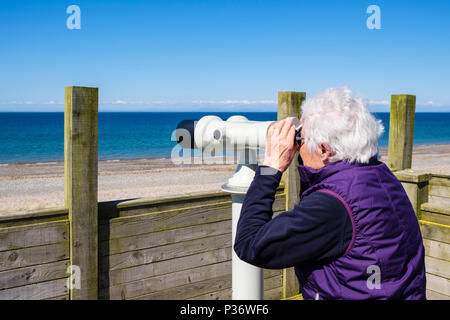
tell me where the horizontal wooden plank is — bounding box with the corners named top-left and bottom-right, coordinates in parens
top-left (264, 275), bottom-right (283, 291)
top-left (0, 241), bottom-right (69, 272)
top-left (425, 256), bottom-right (450, 279)
top-left (100, 219), bottom-right (231, 257)
top-left (188, 287), bottom-right (231, 300)
top-left (430, 184), bottom-right (450, 199)
top-left (430, 176), bottom-right (450, 188)
top-left (0, 216), bottom-right (68, 229)
top-left (284, 293), bottom-right (303, 300)
top-left (421, 212), bottom-right (450, 226)
top-left (428, 195), bottom-right (450, 208)
top-left (112, 188), bottom-right (283, 211)
top-left (426, 273), bottom-right (450, 296)
top-left (117, 191), bottom-right (230, 209)
top-left (0, 260), bottom-right (69, 290)
top-left (264, 287), bottom-right (283, 300)
top-left (102, 260), bottom-right (231, 300)
top-left (264, 269), bottom-right (283, 279)
top-left (102, 233), bottom-right (231, 273)
top-left (426, 289), bottom-right (450, 300)
top-left (421, 202), bottom-right (450, 216)
top-left (100, 202), bottom-right (232, 241)
top-left (132, 274), bottom-right (231, 300)
top-left (419, 221), bottom-right (450, 244)
top-left (186, 286), bottom-right (283, 301)
top-left (111, 193), bottom-right (232, 218)
top-left (0, 221), bottom-right (69, 252)
top-left (129, 267), bottom-right (281, 300)
top-left (0, 278), bottom-right (68, 300)
top-left (103, 245), bottom-right (232, 288)
top-left (423, 239), bottom-right (450, 261)
top-left (46, 294), bottom-right (69, 300)
top-left (0, 207), bottom-right (67, 224)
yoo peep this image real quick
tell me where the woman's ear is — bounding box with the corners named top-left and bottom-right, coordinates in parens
top-left (320, 143), bottom-right (332, 162)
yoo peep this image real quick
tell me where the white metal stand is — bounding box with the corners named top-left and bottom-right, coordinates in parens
top-left (221, 150), bottom-right (264, 300)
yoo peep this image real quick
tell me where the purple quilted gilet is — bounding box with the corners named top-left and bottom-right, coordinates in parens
top-left (296, 156), bottom-right (426, 300)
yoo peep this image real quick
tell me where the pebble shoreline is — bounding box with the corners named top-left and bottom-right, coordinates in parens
top-left (1, 145), bottom-right (449, 212)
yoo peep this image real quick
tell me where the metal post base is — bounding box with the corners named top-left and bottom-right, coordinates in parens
top-left (221, 149), bottom-right (263, 300)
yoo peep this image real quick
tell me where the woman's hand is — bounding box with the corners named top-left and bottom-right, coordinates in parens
top-left (262, 118), bottom-right (299, 173)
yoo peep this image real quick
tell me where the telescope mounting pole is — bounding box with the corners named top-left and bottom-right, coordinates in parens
top-left (221, 149), bottom-right (264, 300)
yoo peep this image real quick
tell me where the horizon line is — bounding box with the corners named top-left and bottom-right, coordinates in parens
top-left (1, 110), bottom-right (450, 113)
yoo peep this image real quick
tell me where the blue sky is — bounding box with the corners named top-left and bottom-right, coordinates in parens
top-left (0, 0), bottom-right (449, 112)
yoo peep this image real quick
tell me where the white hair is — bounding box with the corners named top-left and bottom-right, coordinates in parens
top-left (300, 87), bottom-right (384, 164)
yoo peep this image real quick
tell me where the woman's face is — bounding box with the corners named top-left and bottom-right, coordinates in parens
top-left (299, 128), bottom-right (327, 170)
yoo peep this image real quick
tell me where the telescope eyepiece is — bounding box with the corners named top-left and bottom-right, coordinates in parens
top-left (294, 128), bottom-right (304, 146)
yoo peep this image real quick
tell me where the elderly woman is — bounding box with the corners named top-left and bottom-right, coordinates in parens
top-left (234, 87), bottom-right (426, 300)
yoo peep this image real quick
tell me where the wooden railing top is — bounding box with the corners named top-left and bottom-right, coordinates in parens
top-left (114, 190), bottom-right (230, 209)
top-left (431, 173), bottom-right (450, 180)
top-left (0, 206), bottom-right (68, 223)
top-left (98, 186), bottom-right (286, 220)
top-left (114, 185), bottom-right (285, 209)
top-left (394, 169), bottom-right (432, 183)
top-left (393, 170), bottom-right (450, 183)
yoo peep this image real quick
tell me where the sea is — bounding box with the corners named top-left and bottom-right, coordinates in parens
top-left (1, 112), bottom-right (450, 164)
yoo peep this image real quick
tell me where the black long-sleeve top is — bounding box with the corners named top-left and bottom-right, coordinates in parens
top-left (233, 165), bottom-right (353, 269)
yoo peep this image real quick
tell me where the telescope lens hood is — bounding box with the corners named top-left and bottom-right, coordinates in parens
top-left (176, 119), bottom-right (197, 149)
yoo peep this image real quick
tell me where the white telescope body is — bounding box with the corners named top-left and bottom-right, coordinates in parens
top-left (176, 115), bottom-right (300, 155)
top-left (175, 115), bottom-right (300, 300)
top-left (194, 115), bottom-right (274, 153)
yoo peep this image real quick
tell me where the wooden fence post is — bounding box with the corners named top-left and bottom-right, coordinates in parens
top-left (64, 86), bottom-right (99, 300)
top-left (387, 95), bottom-right (416, 171)
top-left (277, 91), bottom-right (306, 299)
top-left (394, 171), bottom-right (431, 218)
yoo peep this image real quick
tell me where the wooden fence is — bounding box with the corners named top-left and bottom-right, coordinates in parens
top-left (97, 191), bottom-right (288, 300)
top-left (0, 87), bottom-right (448, 300)
top-left (388, 94), bottom-right (450, 300)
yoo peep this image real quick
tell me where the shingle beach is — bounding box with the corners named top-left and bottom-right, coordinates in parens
top-left (1, 145), bottom-right (449, 212)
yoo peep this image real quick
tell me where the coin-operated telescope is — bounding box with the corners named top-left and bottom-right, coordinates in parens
top-left (175, 115), bottom-right (300, 300)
